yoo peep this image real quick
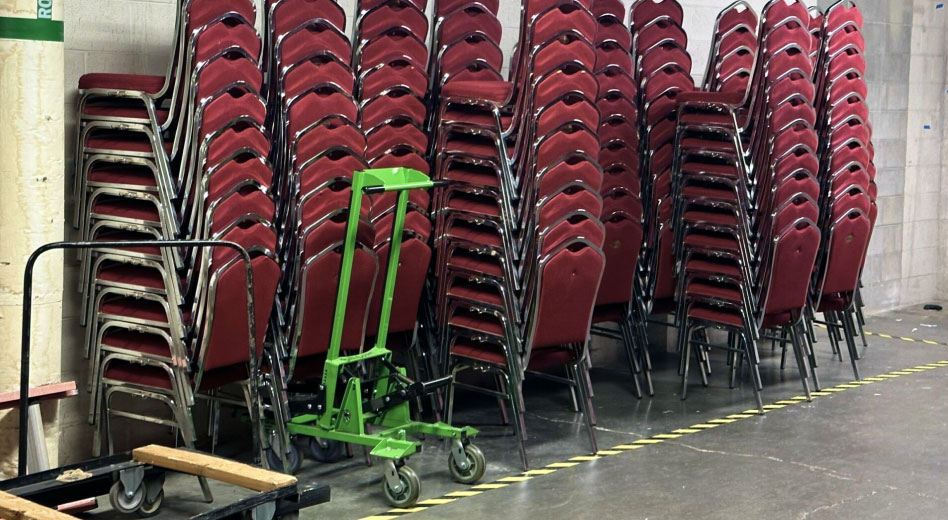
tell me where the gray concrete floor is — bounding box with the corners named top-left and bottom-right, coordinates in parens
top-left (93, 304), bottom-right (948, 519)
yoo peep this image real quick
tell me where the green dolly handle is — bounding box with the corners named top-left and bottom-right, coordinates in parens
top-left (286, 167), bottom-right (477, 462)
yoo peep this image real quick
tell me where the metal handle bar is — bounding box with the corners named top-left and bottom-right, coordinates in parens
top-left (19, 240), bottom-right (253, 476)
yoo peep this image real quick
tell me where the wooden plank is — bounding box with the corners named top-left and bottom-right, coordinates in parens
top-left (0, 490), bottom-right (76, 519)
top-left (132, 445), bottom-right (297, 492)
top-left (0, 383), bottom-right (78, 410)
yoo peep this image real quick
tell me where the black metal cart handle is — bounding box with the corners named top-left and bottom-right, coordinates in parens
top-left (18, 240), bottom-right (252, 477)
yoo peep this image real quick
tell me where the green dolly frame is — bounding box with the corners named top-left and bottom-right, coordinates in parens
top-left (278, 167), bottom-right (486, 507)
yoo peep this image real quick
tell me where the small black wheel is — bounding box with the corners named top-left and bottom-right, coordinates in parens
top-left (266, 443), bottom-right (302, 475)
top-left (109, 480), bottom-right (144, 514)
top-left (136, 489), bottom-right (163, 518)
top-left (308, 437), bottom-right (344, 463)
top-left (382, 465), bottom-right (421, 507)
top-left (448, 443), bottom-right (486, 484)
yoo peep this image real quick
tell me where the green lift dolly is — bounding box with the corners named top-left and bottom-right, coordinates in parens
top-left (276, 167), bottom-right (485, 507)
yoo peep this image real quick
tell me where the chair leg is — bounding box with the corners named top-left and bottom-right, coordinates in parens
top-left (678, 325), bottom-right (688, 377)
top-left (632, 315), bottom-right (654, 396)
top-left (853, 289), bottom-right (869, 347)
top-left (169, 396), bottom-right (213, 503)
top-left (795, 322), bottom-right (821, 390)
top-left (779, 327), bottom-right (789, 370)
top-left (741, 331), bottom-right (764, 413)
top-left (405, 346), bottom-right (427, 418)
top-left (209, 399), bottom-right (221, 454)
top-left (847, 309), bottom-right (862, 360)
top-left (444, 365), bottom-right (461, 426)
top-left (825, 312), bottom-right (843, 361)
top-left (584, 355), bottom-right (595, 398)
top-left (501, 371), bottom-right (528, 470)
top-left (841, 310), bottom-right (862, 380)
top-left (804, 309), bottom-right (818, 344)
top-left (567, 368), bottom-right (580, 413)
top-left (679, 322), bottom-right (693, 400)
top-left (855, 307), bottom-right (869, 348)
top-left (697, 329), bottom-right (712, 379)
top-left (788, 325), bottom-right (812, 401)
top-left (728, 350), bottom-right (739, 389)
top-left (695, 342), bottom-right (709, 388)
top-left (573, 360), bottom-right (598, 455)
top-left (494, 373), bottom-right (510, 425)
top-left (619, 319), bottom-right (643, 398)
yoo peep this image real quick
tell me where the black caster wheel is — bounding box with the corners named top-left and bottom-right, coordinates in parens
top-left (448, 443), bottom-right (486, 484)
top-left (109, 480), bottom-right (145, 514)
top-left (382, 465), bottom-right (421, 507)
top-left (266, 443), bottom-right (302, 475)
top-left (136, 489), bottom-right (163, 518)
top-left (308, 437), bottom-right (344, 463)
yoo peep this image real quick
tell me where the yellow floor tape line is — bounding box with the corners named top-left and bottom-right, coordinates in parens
top-left (416, 498), bottom-right (457, 506)
top-left (357, 351), bottom-right (948, 520)
top-left (596, 450), bottom-right (623, 456)
top-left (546, 462), bottom-right (580, 468)
top-left (471, 483), bottom-right (508, 490)
top-left (445, 490), bottom-right (482, 497)
top-left (497, 476), bottom-right (532, 483)
top-left (523, 469), bottom-right (556, 476)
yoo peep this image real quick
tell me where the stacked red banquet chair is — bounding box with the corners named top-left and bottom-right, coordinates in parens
top-left (75, 0), bottom-right (280, 491)
top-left (806, 5), bottom-right (824, 74)
top-left (700, 1), bottom-right (758, 95)
top-left (807, 0), bottom-right (874, 379)
top-left (626, 0), bottom-right (693, 360)
top-left (587, 0), bottom-right (652, 398)
top-left (669, 0), bottom-right (828, 408)
top-left (351, 0), bottom-right (436, 377)
top-left (428, 0), bottom-right (523, 464)
top-left (263, 0), bottom-right (382, 445)
top-left (433, 0), bottom-right (606, 469)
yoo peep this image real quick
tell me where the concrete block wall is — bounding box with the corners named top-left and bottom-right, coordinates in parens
top-left (900, 1), bottom-right (946, 307)
top-left (824, 0), bottom-right (948, 311)
top-left (835, 0), bottom-right (914, 310)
